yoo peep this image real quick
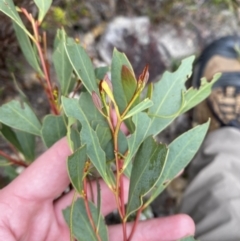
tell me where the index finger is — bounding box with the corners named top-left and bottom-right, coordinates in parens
top-left (7, 138), bottom-right (71, 201)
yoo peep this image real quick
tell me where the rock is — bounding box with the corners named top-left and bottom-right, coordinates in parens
top-left (98, 16), bottom-right (166, 82)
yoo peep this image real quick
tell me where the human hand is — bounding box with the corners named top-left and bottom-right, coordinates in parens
top-left (0, 138), bottom-right (195, 241)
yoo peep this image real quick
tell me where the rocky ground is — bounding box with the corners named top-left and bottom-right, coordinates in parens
top-left (0, 0), bottom-right (240, 216)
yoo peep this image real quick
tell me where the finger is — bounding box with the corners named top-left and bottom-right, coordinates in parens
top-left (108, 214), bottom-right (195, 241)
top-left (7, 138), bottom-right (71, 201)
top-left (55, 177), bottom-right (129, 226)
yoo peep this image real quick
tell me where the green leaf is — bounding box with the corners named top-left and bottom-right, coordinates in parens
top-left (0, 159), bottom-right (11, 167)
top-left (13, 22), bottom-right (42, 75)
top-left (53, 29), bottom-right (74, 96)
top-left (64, 38), bottom-right (98, 95)
top-left (0, 100), bottom-right (41, 136)
top-left (179, 236), bottom-right (198, 241)
top-left (15, 130), bottom-right (35, 162)
top-left (0, 124), bottom-right (35, 162)
top-left (123, 98), bottom-right (153, 120)
top-left (0, 0), bottom-right (32, 38)
top-left (124, 57), bottom-right (196, 169)
top-left (69, 128), bottom-right (81, 152)
top-left (0, 124), bottom-right (23, 152)
top-left (78, 93), bottom-right (106, 127)
top-left (148, 121), bottom-right (209, 205)
top-left (105, 129), bottom-right (128, 161)
top-left (33, 0), bottom-right (52, 22)
top-left (146, 56), bottom-right (194, 136)
top-left (126, 136), bottom-right (168, 218)
top-left (111, 49), bottom-right (134, 114)
top-left (63, 198), bottom-right (108, 241)
top-left (180, 74), bottom-right (220, 113)
top-left (95, 125), bottom-right (112, 150)
top-left (95, 66), bottom-right (109, 80)
top-left (67, 118), bottom-right (81, 152)
top-left (123, 161), bottom-right (132, 178)
top-left (67, 145), bottom-right (87, 194)
top-left (3, 165), bottom-right (18, 180)
top-left (62, 97), bottom-right (109, 185)
top-left (150, 56), bottom-right (194, 116)
top-left (121, 65), bottom-right (138, 105)
top-left (41, 114), bottom-right (67, 148)
top-left (124, 112), bottom-right (152, 169)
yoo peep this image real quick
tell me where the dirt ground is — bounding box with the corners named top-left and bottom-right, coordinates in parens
top-left (0, 0), bottom-right (240, 216)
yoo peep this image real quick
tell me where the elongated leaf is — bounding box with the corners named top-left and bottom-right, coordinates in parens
top-left (33, 0), bottom-right (52, 22)
top-left (150, 56), bottom-right (194, 116)
top-left (124, 57), bottom-right (196, 169)
top-left (64, 38), bottom-right (98, 95)
top-left (62, 97), bottom-right (109, 185)
top-left (179, 236), bottom-right (198, 241)
top-left (121, 65), bottom-right (138, 105)
top-left (126, 136), bottom-right (168, 217)
top-left (148, 121), bottom-right (209, 204)
top-left (146, 56), bottom-right (194, 136)
top-left (68, 145), bottom-right (87, 194)
top-left (180, 74), bottom-right (220, 113)
top-left (0, 0), bottom-right (31, 37)
top-left (105, 129), bottom-right (128, 161)
top-left (78, 93), bottom-right (106, 126)
top-left (123, 98), bottom-right (153, 119)
top-left (69, 128), bottom-right (81, 152)
top-left (41, 114), bottom-right (67, 148)
top-left (53, 29), bottom-right (74, 96)
top-left (0, 124), bottom-right (35, 162)
top-left (63, 198), bottom-right (108, 241)
top-left (0, 100), bottom-right (41, 136)
top-left (124, 112), bottom-right (152, 169)
top-left (67, 117), bottom-right (81, 152)
top-left (111, 49), bottom-right (134, 114)
top-left (15, 130), bottom-right (35, 162)
top-left (13, 22), bottom-right (42, 74)
top-left (95, 66), bottom-right (109, 80)
top-left (95, 125), bottom-right (112, 150)
top-left (0, 124), bottom-right (23, 152)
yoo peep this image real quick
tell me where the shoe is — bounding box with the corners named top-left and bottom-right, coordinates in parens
top-left (192, 35), bottom-right (240, 131)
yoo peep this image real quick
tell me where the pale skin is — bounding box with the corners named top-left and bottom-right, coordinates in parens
top-left (0, 138), bottom-right (195, 241)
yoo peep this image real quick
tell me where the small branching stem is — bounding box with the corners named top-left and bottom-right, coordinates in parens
top-left (127, 207), bottom-right (143, 241)
top-left (21, 8), bottom-right (59, 115)
top-left (120, 90), bottom-right (140, 120)
top-left (113, 119), bottom-right (128, 241)
top-left (32, 21), bottom-right (58, 115)
top-left (0, 150), bottom-right (28, 168)
top-left (83, 177), bottom-right (102, 241)
top-left (69, 191), bottom-right (77, 241)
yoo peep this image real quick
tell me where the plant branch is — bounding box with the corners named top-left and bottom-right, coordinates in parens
top-left (112, 119), bottom-right (127, 241)
top-left (21, 8), bottom-right (59, 115)
top-left (127, 207), bottom-right (143, 241)
top-left (0, 150), bottom-right (28, 168)
top-left (83, 177), bottom-right (102, 241)
top-left (31, 19), bottom-right (58, 115)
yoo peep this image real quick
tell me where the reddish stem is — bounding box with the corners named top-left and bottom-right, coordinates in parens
top-left (0, 150), bottom-right (28, 168)
top-left (127, 208), bottom-right (143, 241)
top-left (32, 21), bottom-right (58, 115)
top-left (119, 160), bottom-right (127, 240)
top-left (83, 178), bottom-right (102, 241)
top-left (21, 8), bottom-right (59, 115)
